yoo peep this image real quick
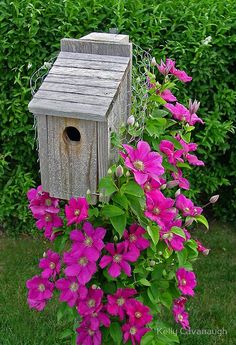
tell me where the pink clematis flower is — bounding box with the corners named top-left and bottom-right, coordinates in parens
top-left (160, 219), bottom-right (189, 251)
top-left (27, 185), bottom-right (60, 217)
top-left (82, 308), bottom-right (111, 330)
top-left (70, 222), bottom-right (106, 261)
top-left (99, 242), bottom-right (139, 278)
top-left (65, 197), bottom-right (89, 226)
top-left (77, 287), bottom-right (103, 317)
top-left (176, 136), bottom-right (204, 166)
top-left (157, 58), bottom-right (192, 82)
top-left (63, 250), bottom-right (97, 285)
top-left (107, 288), bottom-right (137, 320)
top-left (120, 141), bottom-right (164, 185)
top-left (158, 89), bottom-right (177, 102)
top-left (39, 250), bottom-right (60, 279)
top-left (176, 268), bottom-right (197, 296)
top-left (176, 194), bottom-right (203, 217)
top-left (174, 296), bottom-right (188, 308)
top-left (26, 275), bottom-right (54, 311)
top-left (173, 305), bottom-right (190, 329)
top-left (196, 239), bottom-right (210, 256)
top-left (145, 190), bottom-right (177, 229)
top-left (122, 322), bottom-right (151, 345)
top-left (126, 299), bottom-right (153, 327)
top-left (124, 224), bottom-right (150, 255)
top-left (76, 324), bottom-right (102, 345)
top-left (36, 212), bottom-right (63, 241)
top-left (55, 277), bottom-right (87, 307)
top-left (160, 140), bottom-right (184, 166)
top-left (171, 169), bottom-right (190, 190)
top-left (142, 177), bottom-right (166, 193)
top-left (165, 102), bottom-right (204, 126)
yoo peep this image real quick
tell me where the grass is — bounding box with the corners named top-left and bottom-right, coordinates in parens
top-left (0, 222), bottom-right (235, 345)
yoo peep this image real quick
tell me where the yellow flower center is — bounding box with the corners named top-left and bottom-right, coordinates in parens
top-left (78, 257), bottom-right (88, 266)
top-left (49, 262), bottom-right (55, 269)
top-left (45, 199), bottom-right (52, 206)
top-left (74, 209), bottom-right (80, 216)
top-left (178, 314), bottom-right (183, 321)
top-left (88, 329), bottom-right (95, 336)
top-left (181, 279), bottom-right (187, 286)
top-left (184, 207), bottom-right (190, 213)
top-left (153, 207), bottom-right (160, 215)
top-left (135, 311), bottom-right (142, 319)
top-left (70, 282), bottom-right (79, 292)
top-left (129, 234), bottom-right (137, 242)
top-left (130, 327), bottom-right (137, 335)
top-left (144, 183), bottom-right (152, 192)
top-left (87, 299), bottom-right (96, 308)
top-left (113, 254), bottom-right (122, 263)
top-left (84, 236), bottom-right (93, 247)
top-left (45, 214), bottom-right (52, 222)
top-left (38, 283), bottom-right (45, 292)
top-left (133, 160), bottom-right (145, 171)
top-left (117, 297), bottom-right (125, 306)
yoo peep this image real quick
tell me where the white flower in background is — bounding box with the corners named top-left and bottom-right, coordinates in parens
top-left (201, 36), bottom-right (212, 45)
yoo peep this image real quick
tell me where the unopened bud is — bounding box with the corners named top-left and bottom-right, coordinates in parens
top-left (126, 171), bottom-right (131, 177)
top-left (158, 251), bottom-right (163, 256)
top-left (134, 121), bottom-right (139, 128)
top-left (91, 284), bottom-right (97, 289)
top-left (149, 260), bottom-right (156, 267)
top-left (167, 180), bottom-right (179, 189)
top-left (127, 115), bottom-right (135, 126)
top-left (203, 249), bottom-right (210, 256)
top-left (107, 168), bottom-right (113, 175)
top-left (151, 57), bottom-right (157, 66)
top-left (116, 165), bottom-right (124, 177)
top-left (160, 184), bottom-right (167, 191)
top-left (113, 235), bottom-right (118, 242)
top-left (189, 99), bottom-right (200, 114)
top-left (175, 188), bottom-right (181, 197)
top-left (209, 195), bottom-right (219, 204)
top-left (43, 252), bottom-right (47, 258)
top-left (185, 217), bottom-right (194, 227)
top-left (86, 189), bottom-right (91, 195)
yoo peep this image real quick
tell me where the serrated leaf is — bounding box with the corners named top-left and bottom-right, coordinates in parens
top-left (195, 214), bottom-right (209, 229)
top-left (147, 225), bottom-right (160, 245)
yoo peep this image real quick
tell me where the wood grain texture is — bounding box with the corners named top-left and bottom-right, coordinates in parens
top-left (49, 66), bottom-right (124, 80)
top-left (35, 90), bottom-right (112, 107)
top-left (44, 74), bottom-right (120, 89)
top-left (80, 32), bottom-right (129, 43)
top-left (59, 51), bottom-right (129, 64)
top-left (54, 58), bottom-right (127, 72)
top-left (36, 115), bottom-right (49, 192)
top-left (47, 116), bottom-right (97, 202)
top-left (39, 81), bottom-right (117, 98)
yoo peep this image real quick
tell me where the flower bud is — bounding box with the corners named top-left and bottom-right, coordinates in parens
top-left (189, 99), bottom-right (200, 114)
top-left (167, 180), bottom-right (179, 189)
top-left (175, 188), bottom-right (181, 197)
top-left (107, 168), bottom-right (113, 175)
top-left (160, 184), bottom-right (167, 191)
top-left (127, 115), bottom-right (135, 126)
top-left (86, 189), bottom-right (91, 195)
top-left (151, 57), bottom-right (157, 66)
top-left (43, 252), bottom-right (47, 258)
top-left (158, 251), bottom-right (163, 256)
top-left (134, 121), bottom-right (139, 128)
top-left (115, 165), bottom-right (124, 177)
top-left (149, 260), bottom-right (156, 267)
top-left (203, 248), bottom-right (210, 256)
top-left (185, 217), bottom-right (194, 227)
top-left (209, 195), bottom-right (219, 204)
top-left (126, 171), bottom-right (131, 177)
top-left (91, 284), bottom-right (97, 289)
top-left (113, 235), bottom-right (118, 242)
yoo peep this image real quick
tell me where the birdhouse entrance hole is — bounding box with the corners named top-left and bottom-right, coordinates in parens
top-left (63, 126), bottom-right (81, 143)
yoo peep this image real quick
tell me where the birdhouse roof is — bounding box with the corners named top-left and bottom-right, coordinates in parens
top-left (28, 51), bottom-right (130, 122)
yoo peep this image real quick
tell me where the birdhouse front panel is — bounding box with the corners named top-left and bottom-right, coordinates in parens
top-left (28, 33), bottom-right (132, 200)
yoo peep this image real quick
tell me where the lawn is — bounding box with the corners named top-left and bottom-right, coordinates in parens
top-left (0, 222), bottom-right (235, 345)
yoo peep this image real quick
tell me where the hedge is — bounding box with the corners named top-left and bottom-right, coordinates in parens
top-left (0, 0), bottom-right (235, 235)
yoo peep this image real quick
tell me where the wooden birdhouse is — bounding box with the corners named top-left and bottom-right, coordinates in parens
top-left (28, 32), bottom-right (132, 201)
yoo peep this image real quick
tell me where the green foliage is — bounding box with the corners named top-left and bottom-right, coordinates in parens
top-left (0, 0), bottom-right (235, 235)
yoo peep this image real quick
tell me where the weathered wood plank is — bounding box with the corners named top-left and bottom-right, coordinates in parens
top-left (39, 81), bottom-right (117, 98)
top-left (36, 115), bottom-right (49, 192)
top-left (47, 116), bottom-right (97, 201)
top-left (80, 32), bottom-right (129, 43)
top-left (59, 51), bottom-right (129, 64)
top-left (35, 90), bottom-right (112, 107)
top-left (54, 57), bottom-right (128, 72)
top-left (44, 74), bottom-right (120, 89)
top-left (49, 66), bottom-right (124, 80)
top-left (61, 38), bottom-right (132, 57)
top-left (28, 98), bottom-right (108, 121)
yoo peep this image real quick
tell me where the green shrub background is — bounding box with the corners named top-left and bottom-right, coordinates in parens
top-left (0, 0), bottom-right (235, 235)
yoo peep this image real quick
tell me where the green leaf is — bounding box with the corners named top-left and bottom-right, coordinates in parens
top-left (147, 225), bottom-right (160, 245)
top-left (176, 248), bottom-right (188, 267)
top-left (195, 214), bottom-right (209, 229)
top-left (99, 176), bottom-right (117, 196)
top-left (185, 125), bottom-right (195, 132)
top-left (171, 226), bottom-right (186, 239)
top-left (151, 109), bottom-right (169, 118)
top-left (102, 205), bottom-right (125, 217)
top-left (140, 331), bottom-right (155, 345)
top-left (110, 322), bottom-right (123, 345)
top-left (112, 192), bottom-right (129, 210)
top-left (162, 135), bottom-right (183, 150)
top-left (110, 214), bottom-right (127, 237)
top-left (121, 180), bottom-right (144, 197)
top-left (159, 292), bottom-right (173, 309)
top-left (54, 235), bottom-right (68, 253)
top-left (176, 162), bottom-right (192, 169)
top-left (88, 207), bottom-right (99, 218)
top-left (59, 329), bottom-right (74, 340)
top-left (139, 278), bottom-right (151, 286)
